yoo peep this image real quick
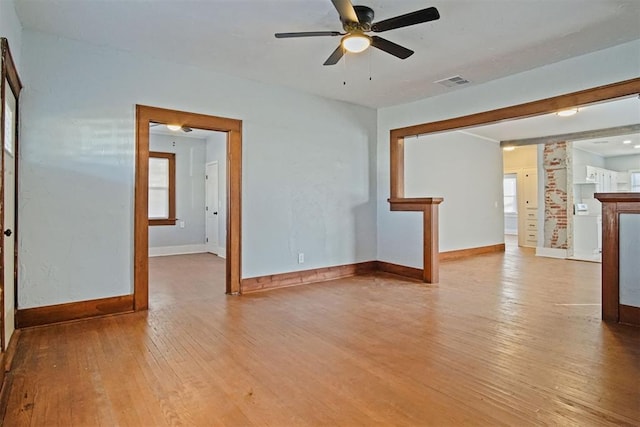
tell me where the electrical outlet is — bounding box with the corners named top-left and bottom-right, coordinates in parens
top-left (180, 221), bottom-right (185, 228)
top-left (298, 253), bottom-right (304, 264)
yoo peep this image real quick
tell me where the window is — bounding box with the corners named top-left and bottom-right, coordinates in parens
top-left (149, 151), bottom-right (176, 225)
top-left (631, 171), bottom-right (640, 193)
top-left (503, 174), bottom-right (518, 214)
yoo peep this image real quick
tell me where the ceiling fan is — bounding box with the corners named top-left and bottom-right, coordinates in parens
top-left (274, 0), bottom-right (440, 65)
top-left (150, 123), bottom-right (193, 133)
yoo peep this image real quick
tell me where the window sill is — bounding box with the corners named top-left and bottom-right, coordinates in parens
top-left (149, 218), bottom-right (177, 226)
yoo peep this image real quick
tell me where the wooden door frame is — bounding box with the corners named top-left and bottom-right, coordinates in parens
top-left (135, 105), bottom-right (242, 310)
top-left (0, 38), bottom-right (22, 351)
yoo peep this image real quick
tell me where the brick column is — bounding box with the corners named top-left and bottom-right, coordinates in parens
top-left (543, 142), bottom-right (572, 250)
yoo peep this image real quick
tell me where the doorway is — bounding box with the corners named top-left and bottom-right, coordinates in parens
top-left (503, 173), bottom-right (518, 235)
top-left (135, 105), bottom-right (242, 311)
top-left (0, 38), bottom-right (21, 361)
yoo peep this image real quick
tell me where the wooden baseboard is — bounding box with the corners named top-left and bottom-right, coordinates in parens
top-left (619, 304), bottom-right (640, 327)
top-left (376, 261), bottom-right (423, 281)
top-left (241, 261), bottom-right (377, 293)
top-left (440, 243), bottom-right (505, 261)
top-left (16, 295), bottom-right (134, 328)
top-left (13, 245), bottom-right (506, 325)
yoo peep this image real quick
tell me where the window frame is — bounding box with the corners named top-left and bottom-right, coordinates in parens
top-left (503, 173), bottom-right (518, 214)
top-left (148, 151), bottom-right (176, 226)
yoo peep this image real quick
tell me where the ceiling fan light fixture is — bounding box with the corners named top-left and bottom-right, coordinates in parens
top-left (342, 34), bottom-right (371, 53)
top-left (166, 124), bottom-right (181, 131)
top-left (556, 108), bottom-right (578, 117)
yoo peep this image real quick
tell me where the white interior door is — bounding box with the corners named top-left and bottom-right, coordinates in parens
top-left (205, 162), bottom-right (219, 254)
top-left (3, 85), bottom-right (16, 349)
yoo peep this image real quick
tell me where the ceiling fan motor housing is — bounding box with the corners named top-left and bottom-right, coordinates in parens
top-left (343, 5), bottom-right (375, 31)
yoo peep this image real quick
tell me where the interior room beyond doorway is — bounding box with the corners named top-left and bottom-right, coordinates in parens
top-left (147, 123), bottom-right (228, 300)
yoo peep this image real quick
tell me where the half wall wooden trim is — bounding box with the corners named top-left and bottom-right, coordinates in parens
top-left (440, 243), bottom-right (506, 261)
top-left (241, 261), bottom-right (377, 294)
top-left (595, 192), bottom-right (640, 325)
top-left (388, 198), bottom-right (443, 284)
top-left (16, 295), bottom-right (134, 328)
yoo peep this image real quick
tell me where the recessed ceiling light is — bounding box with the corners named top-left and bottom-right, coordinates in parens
top-left (166, 124), bottom-right (181, 131)
top-left (556, 108), bottom-right (578, 117)
top-left (634, 144), bottom-right (640, 149)
top-left (503, 146), bottom-right (516, 151)
top-left (623, 140), bottom-right (632, 144)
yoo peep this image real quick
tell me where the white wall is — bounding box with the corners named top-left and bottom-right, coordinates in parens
top-left (377, 39), bottom-right (640, 267)
top-left (0, 0), bottom-right (22, 68)
top-left (206, 132), bottom-right (227, 257)
top-left (503, 145), bottom-right (537, 170)
top-left (18, 30), bottom-right (377, 308)
top-left (148, 133), bottom-right (206, 253)
top-left (405, 132), bottom-right (503, 255)
top-left (573, 147), bottom-right (606, 172)
top-left (605, 154), bottom-right (640, 172)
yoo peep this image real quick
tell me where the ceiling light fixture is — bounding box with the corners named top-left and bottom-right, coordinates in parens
top-left (556, 108), bottom-right (578, 117)
top-left (623, 140), bottom-right (632, 144)
top-left (166, 124), bottom-right (181, 131)
top-left (635, 144), bottom-right (640, 149)
top-left (342, 33), bottom-right (371, 53)
top-left (503, 146), bottom-right (516, 151)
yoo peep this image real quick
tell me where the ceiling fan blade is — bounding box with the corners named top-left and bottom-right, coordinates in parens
top-left (371, 36), bottom-right (414, 59)
top-left (331, 0), bottom-right (359, 23)
top-left (371, 7), bottom-right (440, 32)
top-left (275, 31), bottom-right (342, 38)
top-left (323, 45), bottom-right (345, 66)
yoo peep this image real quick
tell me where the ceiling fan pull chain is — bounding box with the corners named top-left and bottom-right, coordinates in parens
top-left (343, 46), bottom-right (347, 85)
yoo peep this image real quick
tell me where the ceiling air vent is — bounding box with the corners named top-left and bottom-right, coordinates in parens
top-left (592, 140), bottom-right (609, 144)
top-left (435, 75), bottom-right (471, 88)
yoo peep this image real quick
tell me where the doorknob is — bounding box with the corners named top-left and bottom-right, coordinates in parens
top-left (4, 229), bottom-right (11, 237)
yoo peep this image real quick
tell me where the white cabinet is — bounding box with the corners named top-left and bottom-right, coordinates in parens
top-left (523, 169), bottom-right (538, 208)
top-left (617, 171), bottom-right (630, 191)
top-left (521, 168), bottom-right (538, 248)
top-left (576, 165), bottom-right (619, 192)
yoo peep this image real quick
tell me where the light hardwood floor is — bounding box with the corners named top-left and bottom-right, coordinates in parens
top-left (2, 247), bottom-right (639, 426)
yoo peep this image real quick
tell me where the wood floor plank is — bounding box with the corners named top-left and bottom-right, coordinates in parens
top-left (2, 249), bottom-right (639, 426)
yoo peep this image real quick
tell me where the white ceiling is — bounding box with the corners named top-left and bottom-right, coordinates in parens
top-left (14, 0), bottom-right (640, 108)
top-left (573, 132), bottom-right (640, 158)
